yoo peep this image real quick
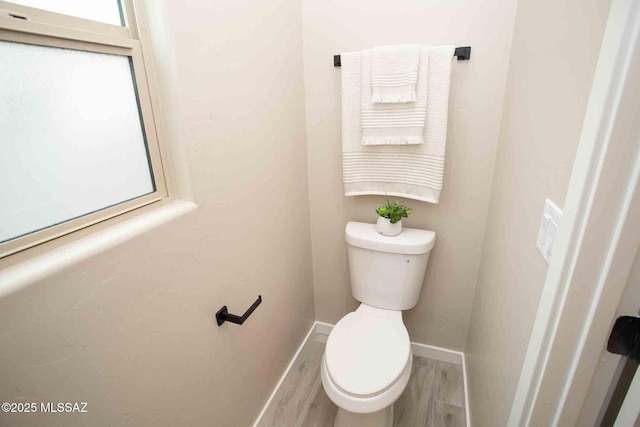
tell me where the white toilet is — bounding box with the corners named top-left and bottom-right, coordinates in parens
top-left (321, 221), bottom-right (436, 427)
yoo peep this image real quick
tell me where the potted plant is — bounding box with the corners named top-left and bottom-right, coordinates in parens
top-left (375, 199), bottom-right (412, 236)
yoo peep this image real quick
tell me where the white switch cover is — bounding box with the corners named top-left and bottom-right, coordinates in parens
top-left (537, 199), bottom-right (562, 263)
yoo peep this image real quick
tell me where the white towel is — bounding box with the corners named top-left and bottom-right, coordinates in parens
top-left (341, 46), bottom-right (455, 204)
top-left (371, 44), bottom-right (420, 104)
top-left (361, 47), bottom-right (429, 146)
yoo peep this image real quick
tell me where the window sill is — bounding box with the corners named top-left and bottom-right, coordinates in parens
top-left (0, 200), bottom-right (197, 298)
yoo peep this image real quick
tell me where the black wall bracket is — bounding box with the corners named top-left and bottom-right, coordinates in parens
top-left (454, 46), bottom-right (471, 61)
top-left (333, 46), bottom-right (471, 67)
top-left (216, 295), bottom-right (262, 326)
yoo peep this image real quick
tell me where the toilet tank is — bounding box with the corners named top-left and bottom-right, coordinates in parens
top-left (345, 221), bottom-right (436, 311)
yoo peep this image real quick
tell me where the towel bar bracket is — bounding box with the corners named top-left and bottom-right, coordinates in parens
top-left (454, 46), bottom-right (471, 60)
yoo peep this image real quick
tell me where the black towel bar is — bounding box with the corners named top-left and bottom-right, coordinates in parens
top-left (333, 46), bottom-right (471, 67)
top-left (216, 295), bottom-right (262, 326)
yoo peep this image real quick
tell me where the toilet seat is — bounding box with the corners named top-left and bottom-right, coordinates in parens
top-left (321, 353), bottom-right (412, 415)
top-left (325, 304), bottom-right (411, 397)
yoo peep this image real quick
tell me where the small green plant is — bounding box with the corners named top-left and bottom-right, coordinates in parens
top-left (376, 199), bottom-right (412, 224)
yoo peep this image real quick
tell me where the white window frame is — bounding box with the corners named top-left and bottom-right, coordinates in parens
top-left (0, 0), bottom-right (171, 258)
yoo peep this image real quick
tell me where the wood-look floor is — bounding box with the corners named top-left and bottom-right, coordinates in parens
top-left (258, 338), bottom-right (466, 427)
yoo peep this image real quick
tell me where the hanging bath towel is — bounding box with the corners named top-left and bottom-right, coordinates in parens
top-left (341, 46), bottom-right (455, 203)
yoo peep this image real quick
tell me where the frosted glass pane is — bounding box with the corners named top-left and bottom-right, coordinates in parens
top-left (7, 0), bottom-right (124, 26)
top-left (0, 41), bottom-right (154, 243)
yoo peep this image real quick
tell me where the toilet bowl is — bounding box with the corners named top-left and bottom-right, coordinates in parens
top-left (321, 221), bottom-right (436, 427)
top-left (321, 304), bottom-right (412, 427)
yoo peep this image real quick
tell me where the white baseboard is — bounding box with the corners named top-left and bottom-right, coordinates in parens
top-left (253, 321), bottom-right (472, 427)
top-left (314, 321), bottom-right (334, 336)
top-left (410, 341), bottom-right (463, 364)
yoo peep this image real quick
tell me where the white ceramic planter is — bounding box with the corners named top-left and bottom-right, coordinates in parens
top-left (376, 217), bottom-right (402, 236)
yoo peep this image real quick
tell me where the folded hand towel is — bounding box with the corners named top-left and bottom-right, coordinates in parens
top-left (371, 44), bottom-right (420, 103)
top-left (361, 47), bottom-right (429, 145)
top-left (341, 46), bottom-right (455, 203)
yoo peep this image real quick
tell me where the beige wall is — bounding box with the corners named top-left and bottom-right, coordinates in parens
top-left (302, 0), bottom-right (518, 349)
top-left (0, 0), bottom-right (314, 426)
top-left (464, 0), bottom-right (612, 424)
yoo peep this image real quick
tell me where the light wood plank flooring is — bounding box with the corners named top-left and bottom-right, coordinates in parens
top-left (258, 338), bottom-right (466, 427)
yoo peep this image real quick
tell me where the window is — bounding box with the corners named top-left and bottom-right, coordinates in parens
top-left (0, 0), bottom-right (168, 257)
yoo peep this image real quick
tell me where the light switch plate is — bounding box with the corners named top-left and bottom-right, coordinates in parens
top-left (537, 199), bottom-right (562, 263)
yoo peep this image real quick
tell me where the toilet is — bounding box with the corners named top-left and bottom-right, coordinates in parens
top-left (321, 221), bottom-right (436, 427)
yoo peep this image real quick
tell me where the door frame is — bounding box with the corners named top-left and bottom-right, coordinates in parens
top-left (508, 0), bottom-right (640, 425)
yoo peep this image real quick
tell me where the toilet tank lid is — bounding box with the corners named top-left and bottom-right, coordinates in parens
top-left (345, 221), bottom-right (436, 255)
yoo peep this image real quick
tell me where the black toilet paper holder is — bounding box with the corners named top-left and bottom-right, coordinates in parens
top-left (216, 295), bottom-right (262, 326)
